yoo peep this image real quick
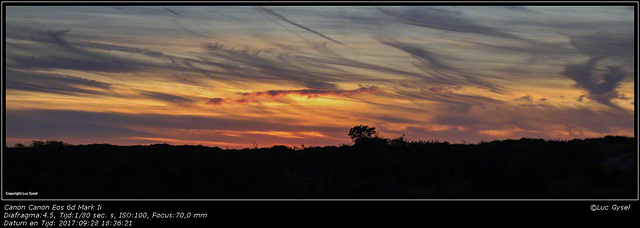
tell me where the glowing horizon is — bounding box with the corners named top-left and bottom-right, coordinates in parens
top-left (5, 6), bottom-right (635, 149)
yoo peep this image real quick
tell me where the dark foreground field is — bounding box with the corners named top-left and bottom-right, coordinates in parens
top-left (3, 136), bottom-right (636, 199)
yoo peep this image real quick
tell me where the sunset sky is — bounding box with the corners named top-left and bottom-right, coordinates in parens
top-left (5, 5), bottom-right (635, 148)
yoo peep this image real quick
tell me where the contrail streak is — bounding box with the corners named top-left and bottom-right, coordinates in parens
top-left (260, 13), bottom-right (315, 46)
top-left (163, 7), bottom-right (182, 17)
top-left (258, 7), bottom-right (345, 46)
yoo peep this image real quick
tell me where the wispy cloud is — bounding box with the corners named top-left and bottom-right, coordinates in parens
top-left (258, 7), bottom-right (345, 46)
top-left (303, 81), bottom-right (339, 90)
top-left (502, 6), bottom-right (541, 14)
top-left (204, 97), bottom-right (251, 106)
top-left (376, 37), bottom-right (455, 72)
top-left (392, 84), bottom-right (503, 113)
top-left (376, 37), bottom-right (504, 93)
top-left (6, 69), bottom-right (112, 96)
top-left (239, 87), bottom-right (378, 99)
top-left (378, 7), bottom-right (523, 40)
top-left (4, 6), bottom-right (634, 147)
top-left (514, 95), bottom-right (534, 102)
top-left (9, 55), bottom-right (138, 73)
top-left (204, 87), bottom-right (378, 106)
top-left (8, 25), bottom-right (235, 85)
top-left (162, 6), bottom-right (182, 17)
top-left (561, 57), bottom-right (628, 109)
top-left (76, 41), bottom-right (166, 58)
top-left (204, 98), bottom-right (226, 106)
top-left (161, 6), bottom-right (215, 39)
top-left (203, 42), bottom-right (344, 82)
top-left (139, 91), bottom-right (195, 105)
top-left (566, 31), bottom-right (634, 64)
top-left (7, 27), bottom-right (144, 73)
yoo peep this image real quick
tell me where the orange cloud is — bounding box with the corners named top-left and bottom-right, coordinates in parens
top-left (239, 86), bottom-right (378, 99)
top-left (204, 97), bottom-right (226, 105)
top-left (127, 137), bottom-right (243, 147)
top-left (204, 97), bottom-right (254, 106)
top-left (204, 87), bottom-right (378, 106)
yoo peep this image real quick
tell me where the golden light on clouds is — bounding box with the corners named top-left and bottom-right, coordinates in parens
top-left (5, 6), bottom-right (634, 148)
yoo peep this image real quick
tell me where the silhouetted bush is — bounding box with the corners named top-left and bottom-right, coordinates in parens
top-left (348, 125), bottom-right (378, 144)
top-left (13, 143), bottom-right (26, 148)
top-left (3, 135), bottom-right (635, 199)
top-left (29, 140), bottom-right (71, 148)
top-left (389, 134), bottom-right (409, 147)
top-left (30, 140), bottom-right (45, 148)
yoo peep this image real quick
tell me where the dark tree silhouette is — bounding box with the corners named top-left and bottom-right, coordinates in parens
top-left (389, 134), bottom-right (408, 147)
top-left (3, 132), bottom-right (635, 199)
top-left (13, 143), bottom-right (26, 148)
top-left (31, 140), bottom-right (45, 148)
top-left (348, 125), bottom-right (377, 144)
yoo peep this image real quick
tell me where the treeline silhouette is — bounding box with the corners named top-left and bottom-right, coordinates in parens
top-left (3, 127), bottom-right (636, 199)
